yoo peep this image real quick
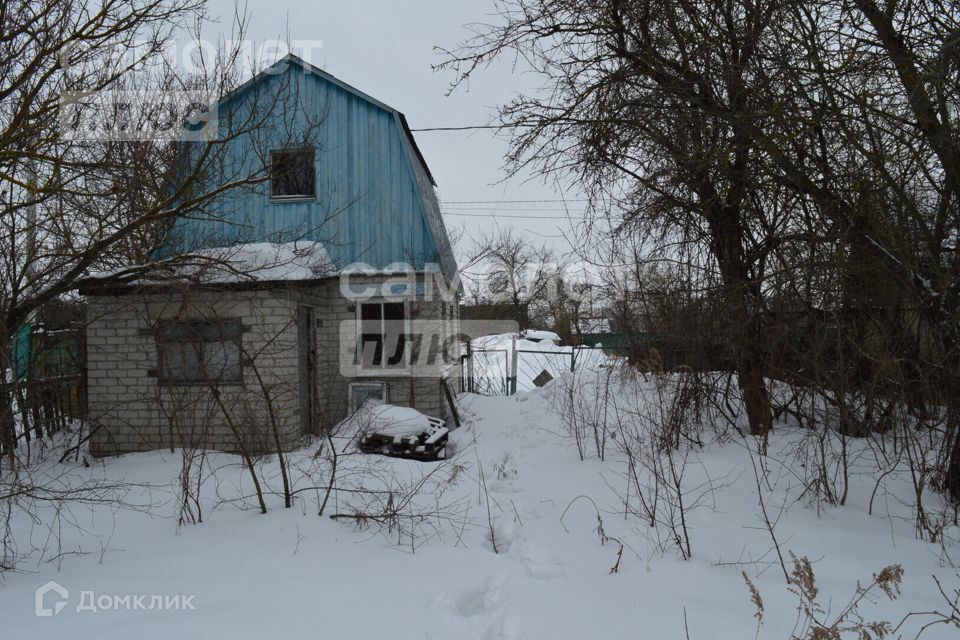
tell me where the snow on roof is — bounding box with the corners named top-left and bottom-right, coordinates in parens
top-left (522, 329), bottom-right (560, 343)
top-left (188, 242), bottom-right (335, 282)
top-left (338, 261), bottom-right (443, 276)
top-left (473, 330), bottom-right (562, 351)
top-left (85, 241), bottom-right (335, 287)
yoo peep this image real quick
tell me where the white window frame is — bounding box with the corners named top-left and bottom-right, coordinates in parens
top-left (355, 298), bottom-right (410, 373)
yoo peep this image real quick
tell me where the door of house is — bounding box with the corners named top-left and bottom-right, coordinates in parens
top-left (296, 306), bottom-right (316, 435)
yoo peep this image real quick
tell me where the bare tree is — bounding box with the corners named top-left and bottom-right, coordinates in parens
top-left (470, 227), bottom-right (553, 330)
top-left (439, 0), bottom-right (960, 504)
top-left (0, 1), bottom-right (327, 458)
top-left (439, 0), bottom-right (792, 436)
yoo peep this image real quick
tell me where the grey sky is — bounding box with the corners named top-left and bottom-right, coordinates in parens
top-left (201, 0), bottom-right (586, 257)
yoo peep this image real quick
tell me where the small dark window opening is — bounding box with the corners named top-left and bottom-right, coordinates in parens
top-left (158, 319), bottom-right (243, 384)
top-left (358, 302), bottom-right (406, 369)
top-left (271, 148), bottom-right (316, 199)
top-left (348, 382), bottom-right (388, 414)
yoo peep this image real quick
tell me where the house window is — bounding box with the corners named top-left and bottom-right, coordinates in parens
top-left (358, 301), bottom-right (406, 369)
top-left (348, 382), bottom-right (388, 414)
top-left (158, 319), bottom-right (243, 384)
top-left (271, 148), bottom-right (315, 199)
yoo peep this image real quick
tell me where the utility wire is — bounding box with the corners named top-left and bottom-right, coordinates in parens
top-left (410, 124), bottom-right (533, 132)
top-left (442, 198), bottom-right (588, 203)
top-left (442, 212), bottom-right (582, 220)
top-left (444, 207), bottom-right (586, 212)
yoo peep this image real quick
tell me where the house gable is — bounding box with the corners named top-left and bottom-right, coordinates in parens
top-left (166, 55), bottom-right (457, 284)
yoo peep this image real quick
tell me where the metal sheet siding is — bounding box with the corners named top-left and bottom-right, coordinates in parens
top-left (168, 63), bottom-right (441, 272)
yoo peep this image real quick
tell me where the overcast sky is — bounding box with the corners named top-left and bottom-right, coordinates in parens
top-left (201, 0), bottom-right (587, 258)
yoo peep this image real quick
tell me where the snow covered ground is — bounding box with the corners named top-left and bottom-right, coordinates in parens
top-left (1, 363), bottom-right (958, 639)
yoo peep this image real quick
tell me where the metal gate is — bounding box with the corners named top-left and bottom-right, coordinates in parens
top-left (461, 340), bottom-right (609, 396)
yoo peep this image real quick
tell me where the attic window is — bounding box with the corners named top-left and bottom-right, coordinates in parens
top-left (271, 148), bottom-right (316, 199)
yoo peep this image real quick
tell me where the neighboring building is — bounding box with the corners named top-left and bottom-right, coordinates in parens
top-left (569, 317), bottom-right (612, 347)
top-left (460, 302), bottom-right (529, 329)
top-left (79, 55), bottom-right (461, 457)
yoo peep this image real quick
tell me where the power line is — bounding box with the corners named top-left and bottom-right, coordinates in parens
top-left (410, 124), bottom-right (514, 132)
top-left (440, 198), bottom-right (590, 204)
top-left (443, 206), bottom-right (587, 212)
top-left (442, 211), bottom-right (582, 220)
top-left (410, 123), bottom-right (547, 132)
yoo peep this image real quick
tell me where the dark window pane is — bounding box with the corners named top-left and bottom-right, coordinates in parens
top-left (157, 319), bottom-right (243, 384)
top-left (271, 149), bottom-right (316, 198)
top-left (383, 303), bottom-right (404, 320)
top-left (196, 319), bottom-right (242, 341)
top-left (349, 383), bottom-right (387, 414)
top-left (359, 335), bottom-right (383, 366)
top-left (384, 333), bottom-right (406, 367)
top-left (160, 322), bottom-right (199, 342)
top-left (361, 303), bottom-right (383, 321)
top-left (200, 341), bottom-right (240, 380)
top-left (162, 343), bottom-right (202, 380)
top-left (360, 303), bottom-right (382, 338)
top-left (383, 303), bottom-right (405, 366)
top-left (358, 303), bottom-right (408, 370)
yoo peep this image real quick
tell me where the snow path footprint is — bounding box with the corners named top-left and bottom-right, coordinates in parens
top-left (431, 572), bottom-right (525, 640)
top-left (432, 395), bottom-right (564, 638)
top-left (494, 517), bottom-right (565, 580)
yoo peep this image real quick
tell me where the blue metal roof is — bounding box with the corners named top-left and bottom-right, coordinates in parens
top-left (166, 55), bottom-right (457, 283)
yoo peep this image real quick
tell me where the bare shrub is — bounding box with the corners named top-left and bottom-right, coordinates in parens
top-left (612, 368), bottom-right (729, 560)
top-left (556, 364), bottom-right (616, 461)
top-left (896, 574), bottom-right (960, 638)
top-left (1, 439), bottom-right (141, 571)
top-left (326, 458), bottom-right (470, 552)
top-left (744, 554), bottom-right (905, 640)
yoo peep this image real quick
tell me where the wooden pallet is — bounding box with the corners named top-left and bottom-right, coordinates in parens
top-left (359, 417), bottom-right (449, 461)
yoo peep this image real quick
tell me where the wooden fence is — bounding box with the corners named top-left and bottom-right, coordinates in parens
top-left (1, 325), bottom-right (85, 454)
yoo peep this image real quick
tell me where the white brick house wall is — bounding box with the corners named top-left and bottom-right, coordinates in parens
top-left (84, 278), bottom-right (461, 456)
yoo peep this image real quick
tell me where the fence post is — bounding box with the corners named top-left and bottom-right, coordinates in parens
top-left (468, 345), bottom-right (475, 393)
top-left (465, 340), bottom-right (473, 393)
top-left (502, 350), bottom-right (508, 394)
top-left (571, 347), bottom-right (577, 373)
top-left (510, 335), bottom-right (518, 395)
